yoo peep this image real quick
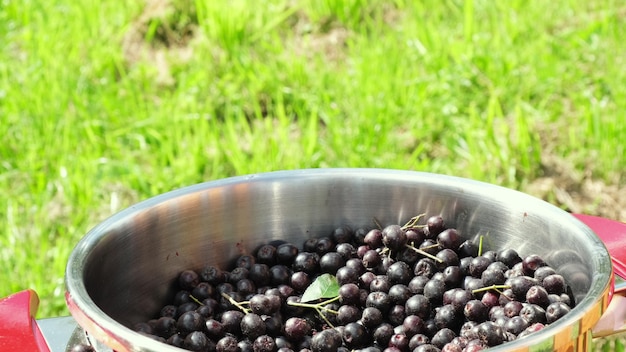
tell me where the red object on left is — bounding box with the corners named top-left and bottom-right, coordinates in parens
top-left (0, 289), bottom-right (50, 352)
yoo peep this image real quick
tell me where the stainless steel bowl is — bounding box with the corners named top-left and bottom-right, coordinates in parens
top-left (65, 169), bottom-right (613, 351)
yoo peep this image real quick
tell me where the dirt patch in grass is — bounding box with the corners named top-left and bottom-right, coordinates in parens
top-left (525, 116), bottom-right (626, 223)
top-left (525, 154), bottom-right (626, 222)
top-left (121, 0), bottom-right (197, 86)
top-left (287, 2), bottom-right (403, 64)
top-left (289, 13), bottom-right (351, 64)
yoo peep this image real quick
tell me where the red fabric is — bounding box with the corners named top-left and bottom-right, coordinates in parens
top-left (573, 213), bottom-right (626, 280)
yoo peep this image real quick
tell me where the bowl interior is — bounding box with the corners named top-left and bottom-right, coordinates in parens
top-left (66, 169), bottom-right (612, 351)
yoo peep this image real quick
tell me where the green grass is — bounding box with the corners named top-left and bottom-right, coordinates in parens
top-left (1, 0), bottom-right (625, 318)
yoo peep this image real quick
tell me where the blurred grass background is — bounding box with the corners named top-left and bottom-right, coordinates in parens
top-left (1, 0), bottom-right (625, 318)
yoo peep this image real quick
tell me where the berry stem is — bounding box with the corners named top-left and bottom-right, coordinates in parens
top-left (401, 213), bottom-right (427, 230)
top-left (404, 244), bottom-right (444, 263)
top-left (287, 295), bottom-right (340, 328)
top-left (315, 307), bottom-right (336, 328)
top-left (287, 295), bottom-right (340, 312)
top-left (320, 295), bottom-right (341, 306)
top-left (373, 217), bottom-right (383, 230)
top-left (471, 284), bottom-right (511, 294)
top-left (221, 292), bottom-right (250, 314)
top-left (478, 235), bottom-right (484, 257)
top-left (189, 295), bottom-right (205, 306)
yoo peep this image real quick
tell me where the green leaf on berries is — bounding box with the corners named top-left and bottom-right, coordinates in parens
top-left (300, 274), bottom-right (340, 303)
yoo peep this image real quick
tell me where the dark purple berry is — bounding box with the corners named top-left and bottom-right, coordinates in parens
top-left (507, 275), bottom-right (538, 299)
top-left (336, 305), bottom-right (360, 325)
top-left (256, 244), bottom-right (277, 265)
top-left (542, 274), bottom-right (566, 295)
top-left (423, 279), bottom-right (446, 304)
top-left (184, 331), bottom-right (213, 351)
top-left (406, 228), bottom-right (426, 246)
top-left (241, 313), bottom-right (266, 339)
top-left (504, 316), bottom-right (529, 335)
top-left (319, 252), bottom-right (345, 274)
top-left (253, 335), bottom-right (277, 352)
top-left (358, 271), bottom-right (376, 288)
top-left (442, 266), bottom-right (463, 288)
top-left (520, 304), bottom-right (547, 324)
top-left (179, 270), bottom-right (200, 290)
top-left (332, 225), bottom-right (353, 244)
top-left (373, 323), bottom-right (395, 345)
top-left (342, 322), bottom-right (370, 348)
top-left (366, 291), bottom-right (391, 313)
top-left (336, 266), bottom-right (359, 285)
top-left (401, 314), bottom-right (425, 337)
top-left (405, 294), bottom-right (431, 319)
top-left (388, 333), bottom-right (410, 351)
top-left (216, 335), bottom-right (239, 352)
top-left (387, 261), bottom-right (412, 285)
top-left (364, 229), bottom-right (383, 248)
top-left (335, 243), bottom-right (356, 260)
top-left (370, 275), bottom-right (391, 292)
top-left (177, 311), bottom-right (204, 335)
top-left (436, 249), bottom-right (460, 269)
top-left (458, 240), bottom-right (479, 258)
top-left (221, 310), bottom-right (245, 335)
top-left (517, 322), bottom-right (545, 339)
top-left (545, 302), bottom-right (571, 323)
top-left (293, 252), bottom-right (319, 274)
top-left (526, 285), bottom-right (550, 308)
top-left (310, 328), bottom-right (342, 352)
top-left (431, 328), bottom-right (456, 348)
top-left (409, 333), bottom-right (430, 350)
top-left (201, 265), bottom-right (226, 284)
top-left (469, 256), bottom-right (492, 278)
top-left (362, 249), bottom-right (381, 269)
top-left (473, 321), bottom-right (505, 346)
top-left (389, 284), bottom-right (412, 304)
top-left (205, 318), bottom-right (225, 340)
top-left (315, 237), bottom-right (335, 255)
top-left (360, 306), bottom-right (383, 328)
top-left (290, 271), bottom-right (311, 293)
top-left (249, 264), bottom-right (272, 286)
top-left (503, 300), bottom-right (524, 318)
top-left (284, 317), bottom-right (311, 342)
top-left (437, 229), bottom-right (462, 250)
top-left (533, 266), bottom-right (557, 282)
top-left (463, 299), bottom-right (488, 322)
top-left (382, 224), bottom-right (408, 251)
top-left (522, 254), bottom-right (547, 276)
top-left (414, 258), bottom-right (438, 278)
top-left (426, 215), bottom-right (445, 236)
top-left (388, 304), bottom-right (407, 326)
top-left (409, 275), bottom-right (430, 294)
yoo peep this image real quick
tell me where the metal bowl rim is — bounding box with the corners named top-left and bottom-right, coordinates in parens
top-left (65, 168), bottom-right (613, 351)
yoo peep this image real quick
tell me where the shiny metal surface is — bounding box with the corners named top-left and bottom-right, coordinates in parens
top-left (65, 169), bottom-right (613, 351)
top-left (37, 317), bottom-right (79, 352)
top-left (36, 316), bottom-right (113, 352)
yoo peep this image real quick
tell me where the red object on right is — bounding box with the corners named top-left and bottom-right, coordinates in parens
top-left (0, 289), bottom-right (50, 352)
top-left (573, 213), bottom-right (626, 282)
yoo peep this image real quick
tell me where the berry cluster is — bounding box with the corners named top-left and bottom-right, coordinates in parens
top-left (131, 215), bottom-right (575, 352)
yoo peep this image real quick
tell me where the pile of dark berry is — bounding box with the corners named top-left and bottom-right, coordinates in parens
top-left (131, 215), bottom-right (575, 352)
